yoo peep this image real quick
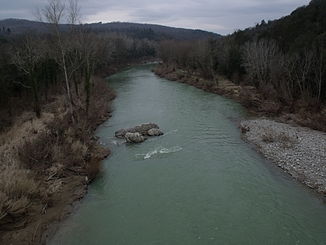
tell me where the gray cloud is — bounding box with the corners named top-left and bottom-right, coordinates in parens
top-left (0, 0), bottom-right (310, 34)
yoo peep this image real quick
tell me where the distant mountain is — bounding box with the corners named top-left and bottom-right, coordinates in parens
top-left (0, 19), bottom-right (221, 41)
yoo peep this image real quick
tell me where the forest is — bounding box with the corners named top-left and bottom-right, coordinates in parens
top-left (0, 14), bottom-right (158, 130)
top-left (157, 0), bottom-right (326, 128)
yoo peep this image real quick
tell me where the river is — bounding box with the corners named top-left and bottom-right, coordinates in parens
top-left (50, 64), bottom-right (326, 245)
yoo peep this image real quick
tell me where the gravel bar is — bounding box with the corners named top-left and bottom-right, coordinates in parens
top-left (240, 119), bottom-right (326, 195)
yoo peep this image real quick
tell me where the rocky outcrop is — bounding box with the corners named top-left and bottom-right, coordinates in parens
top-left (125, 132), bottom-right (146, 143)
top-left (148, 128), bottom-right (164, 136)
top-left (133, 123), bottom-right (160, 135)
top-left (115, 123), bottom-right (163, 143)
top-left (115, 129), bottom-right (128, 139)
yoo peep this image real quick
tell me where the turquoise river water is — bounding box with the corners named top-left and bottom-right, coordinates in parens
top-left (50, 65), bottom-right (326, 245)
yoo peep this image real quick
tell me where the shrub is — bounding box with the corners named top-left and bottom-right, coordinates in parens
top-left (0, 154), bottom-right (40, 229)
top-left (261, 128), bottom-right (297, 148)
top-left (240, 124), bottom-right (250, 134)
top-left (262, 130), bottom-right (275, 143)
top-left (18, 132), bottom-right (54, 170)
top-left (0, 76), bottom-right (113, 232)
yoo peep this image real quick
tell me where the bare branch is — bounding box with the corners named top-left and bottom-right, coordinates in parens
top-left (43, 0), bottom-right (65, 25)
top-left (13, 81), bottom-right (32, 89)
top-left (67, 0), bottom-right (81, 25)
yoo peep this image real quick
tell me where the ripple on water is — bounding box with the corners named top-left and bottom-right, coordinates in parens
top-left (190, 130), bottom-right (240, 147)
top-left (135, 146), bottom-right (183, 160)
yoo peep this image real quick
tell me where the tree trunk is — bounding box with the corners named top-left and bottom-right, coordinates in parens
top-left (84, 64), bottom-right (91, 114)
top-left (73, 73), bottom-right (79, 96)
top-left (31, 75), bottom-right (41, 118)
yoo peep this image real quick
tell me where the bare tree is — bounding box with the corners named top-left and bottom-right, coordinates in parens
top-left (40, 0), bottom-right (80, 121)
top-left (12, 36), bottom-right (45, 117)
top-left (313, 50), bottom-right (324, 102)
top-left (78, 31), bottom-right (102, 113)
top-left (67, 0), bottom-right (80, 25)
top-left (243, 39), bottom-right (279, 88)
top-left (289, 50), bottom-right (314, 99)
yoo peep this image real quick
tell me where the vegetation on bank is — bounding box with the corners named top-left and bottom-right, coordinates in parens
top-left (0, 0), bottom-right (157, 241)
top-left (0, 78), bottom-right (114, 240)
top-left (157, 0), bottom-right (326, 130)
top-left (0, 1), bottom-right (161, 128)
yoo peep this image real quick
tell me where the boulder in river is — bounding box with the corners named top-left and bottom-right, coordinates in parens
top-left (133, 123), bottom-right (159, 135)
top-left (115, 123), bottom-right (160, 138)
top-left (115, 129), bottom-right (128, 139)
top-left (125, 132), bottom-right (146, 143)
top-left (148, 128), bottom-right (164, 136)
top-left (115, 123), bottom-right (163, 143)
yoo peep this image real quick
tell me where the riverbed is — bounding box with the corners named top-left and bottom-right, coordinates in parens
top-left (50, 64), bottom-right (326, 245)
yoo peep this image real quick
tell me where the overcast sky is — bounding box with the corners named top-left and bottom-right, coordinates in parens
top-left (0, 0), bottom-right (310, 34)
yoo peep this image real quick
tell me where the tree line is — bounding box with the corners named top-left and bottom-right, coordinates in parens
top-left (0, 27), bottom-right (11, 35)
top-left (158, 0), bottom-right (326, 106)
top-left (0, 0), bottom-right (157, 128)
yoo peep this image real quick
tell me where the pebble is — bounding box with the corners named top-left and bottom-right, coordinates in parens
top-left (241, 119), bottom-right (326, 194)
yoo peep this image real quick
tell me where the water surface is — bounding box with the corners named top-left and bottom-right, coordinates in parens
top-left (50, 65), bottom-right (326, 245)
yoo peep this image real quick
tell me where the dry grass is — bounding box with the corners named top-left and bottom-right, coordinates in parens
top-left (0, 115), bottom-right (48, 229)
top-left (0, 153), bottom-right (40, 228)
top-left (0, 77), bottom-right (114, 231)
top-left (18, 132), bottom-right (54, 170)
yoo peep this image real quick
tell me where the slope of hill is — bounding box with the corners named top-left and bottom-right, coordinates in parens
top-left (0, 18), bottom-right (220, 40)
top-left (154, 0), bottom-right (326, 131)
top-left (231, 0), bottom-right (326, 52)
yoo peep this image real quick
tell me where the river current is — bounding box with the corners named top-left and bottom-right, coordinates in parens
top-left (50, 65), bottom-right (326, 245)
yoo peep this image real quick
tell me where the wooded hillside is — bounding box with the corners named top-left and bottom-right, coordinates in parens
top-left (158, 0), bottom-right (326, 107)
top-left (0, 18), bottom-right (220, 41)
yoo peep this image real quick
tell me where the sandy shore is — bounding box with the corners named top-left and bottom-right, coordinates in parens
top-left (240, 119), bottom-right (326, 195)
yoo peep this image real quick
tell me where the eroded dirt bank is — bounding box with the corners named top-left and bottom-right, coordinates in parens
top-left (0, 77), bottom-right (116, 245)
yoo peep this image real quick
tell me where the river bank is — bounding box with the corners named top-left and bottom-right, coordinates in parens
top-left (50, 65), bottom-right (326, 245)
top-left (154, 64), bottom-right (326, 132)
top-left (0, 77), bottom-right (115, 244)
top-left (154, 64), bottom-right (326, 198)
top-left (241, 119), bottom-right (326, 196)
top-left (0, 59), bottom-right (160, 244)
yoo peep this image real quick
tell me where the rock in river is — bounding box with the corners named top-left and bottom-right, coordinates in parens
top-left (125, 132), bottom-right (146, 143)
top-left (148, 128), bottom-right (164, 136)
top-left (115, 123), bottom-right (163, 143)
top-left (115, 123), bottom-right (160, 138)
top-left (115, 129), bottom-right (128, 139)
top-left (133, 123), bottom-right (159, 135)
